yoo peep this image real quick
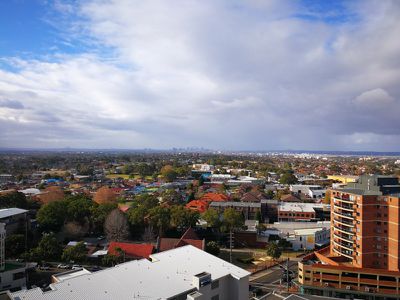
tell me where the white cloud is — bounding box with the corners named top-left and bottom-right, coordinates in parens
top-left (1, 0), bottom-right (400, 150)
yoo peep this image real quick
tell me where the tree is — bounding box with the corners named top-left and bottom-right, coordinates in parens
top-left (30, 233), bottom-right (62, 261)
top-left (222, 208), bottom-right (244, 263)
top-left (148, 206), bottom-right (171, 236)
top-left (91, 202), bottom-right (118, 233)
top-left (205, 241), bottom-right (220, 257)
top-left (0, 192), bottom-right (28, 209)
top-left (202, 208), bottom-right (221, 228)
top-left (5, 234), bottom-right (25, 257)
top-left (62, 242), bottom-right (87, 263)
top-left (266, 243), bottom-right (282, 260)
top-left (160, 189), bottom-right (182, 205)
top-left (170, 206), bottom-right (199, 229)
top-left (65, 195), bottom-right (93, 224)
top-left (160, 165), bottom-right (177, 182)
top-left (102, 254), bottom-right (119, 267)
top-left (279, 173), bottom-right (298, 185)
top-left (222, 208), bottom-right (244, 232)
top-left (265, 190), bottom-right (274, 199)
top-left (37, 200), bottom-right (68, 232)
top-left (104, 209), bottom-right (129, 241)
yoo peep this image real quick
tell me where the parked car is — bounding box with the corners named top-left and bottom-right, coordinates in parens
top-left (57, 264), bottom-right (69, 269)
top-left (38, 265), bottom-right (50, 271)
top-left (72, 265), bottom-right (82, 270)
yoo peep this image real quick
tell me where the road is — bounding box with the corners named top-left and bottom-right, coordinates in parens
top-left (249, 259), bottom-right (299, 298)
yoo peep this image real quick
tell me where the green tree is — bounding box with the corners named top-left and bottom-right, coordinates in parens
top-left (148, 206), bottom-right (171, 236)
top-left (222, 208), bottom-right (244, 232)
top-left (160, 165), bottom-right (177, 182)
top-left (102, 254), bottom-right (119, 267)
top-left (266, 243), bottom-right (282, 260)
top-left (205, 241), bottom-right (220, 256)
top-left (0, 192), bottom-right (28, 209)
top-left (66, 195), bottom-right (93, 224)
top-left (5, 234), bottom-right (25, 257)
top-left (279, 173), bottom-right (298, 185)
top-left (30, 233), bottom-right (62, 261)
top-left (265, 190), bottom-right (274, 199)
top-left (62, 241), bottom-right (87, 263)
top-left (201, 208), bottom-right (221, 228)
top-left (37, 200), bottom-right (68, 232)
top-left (170, 205), bottom-right (199, 229)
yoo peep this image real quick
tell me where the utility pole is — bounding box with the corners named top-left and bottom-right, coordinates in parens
top-left (286, 258), bottom-right (290, 292)
top-left (229, 229), bottom-right (233, 263)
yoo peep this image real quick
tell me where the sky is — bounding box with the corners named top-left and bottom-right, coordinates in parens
top-left (0, 0), bottom-right (400, 151)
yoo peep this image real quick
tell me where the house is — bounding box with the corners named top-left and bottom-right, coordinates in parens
top-left (158, 227), bottom-right (205, 252)
top-left (108, 242), bottom-right (154, 260)
top-left (10, 245), bottom-right (250, 300)
top-left (186, 199), bottom-right (209, 213)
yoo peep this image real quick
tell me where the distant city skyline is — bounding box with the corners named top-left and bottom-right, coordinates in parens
top-left (1, 0), bottom-right (400, 151)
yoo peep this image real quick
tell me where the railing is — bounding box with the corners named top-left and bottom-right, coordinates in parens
top-left (333, 232), bottom-right (353, 243)
top-left (333, 209), bottom-right (354, 219)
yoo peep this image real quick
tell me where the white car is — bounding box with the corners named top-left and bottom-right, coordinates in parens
top-left (72, 265), bottom-right (82, 270)
top-left (57, 264), bottom-right (69, 269)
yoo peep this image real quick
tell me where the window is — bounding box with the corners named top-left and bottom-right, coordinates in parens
top-left (13, 272), bottom-right (25, 280)
top-left (211, 295), bottom-right (219, 300)
top-left (211, 280), bottom-right (219, 290)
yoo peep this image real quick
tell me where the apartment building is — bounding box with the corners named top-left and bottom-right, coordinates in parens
top-left (298, 175), bottom-right (400, 299)
top-left (10, 245), bottom-right (250, 300)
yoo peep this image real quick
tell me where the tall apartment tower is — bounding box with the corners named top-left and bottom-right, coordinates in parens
top-left (331, 175), bottom-right (400, 271)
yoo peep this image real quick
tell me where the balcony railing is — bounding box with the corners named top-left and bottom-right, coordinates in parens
top-left (333, 209), bottom-right (354, 219)
top-left (333, 218), bottom-right (354, 227)
top-left (333, 232), bottom-right (353, 243)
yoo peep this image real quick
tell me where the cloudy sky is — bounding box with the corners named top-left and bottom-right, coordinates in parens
top-left (1, 0), bottom-right (400, 151)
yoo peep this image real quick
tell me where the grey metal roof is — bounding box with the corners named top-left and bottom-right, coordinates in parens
top-left (0, 208), bottom-right (28, 219)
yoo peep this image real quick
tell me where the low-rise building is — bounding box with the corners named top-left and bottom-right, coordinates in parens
top-left (10, 245), bottom-right (250, 300)
top-left (209, 201), bottom-right (262, 220)
top-left (0, 208), bottom-right (29, 236)
top-left (277, 203), bottom-right (324, 222)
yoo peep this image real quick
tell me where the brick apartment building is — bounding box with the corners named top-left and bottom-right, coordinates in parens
top-left (298, 175), bottom-right (400, 299)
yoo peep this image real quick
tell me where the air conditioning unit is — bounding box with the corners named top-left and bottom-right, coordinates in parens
top-left (346, 285), bottom-right (351, 290)
top-left (324, 283), bottom-right (329, 287)
top-left (365, 287), bottom-right (370, 292)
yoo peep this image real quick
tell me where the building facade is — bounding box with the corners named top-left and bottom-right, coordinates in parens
top-left (298, 175), bottom-right (400, 299)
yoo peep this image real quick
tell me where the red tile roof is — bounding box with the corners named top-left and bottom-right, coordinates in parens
top-left (199, 192), bottom-right (229, 202)
top-left (108, 242), bottom-right (154, 259)
top-left (158, 227), bottom-right (205, 252)
top-left (185, 200), bottom-right (209, 213)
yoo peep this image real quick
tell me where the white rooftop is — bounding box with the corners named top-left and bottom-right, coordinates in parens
top-left (18, 188), bottom-right (41, 195)
top-left (0, 208), bottom-right (28, 219)
top-left (11, 245), bottom-right (250, 300)
top-left (278, 202), bottom-right (323, 213)
top-left (294, 228), bottom-right (327, 235)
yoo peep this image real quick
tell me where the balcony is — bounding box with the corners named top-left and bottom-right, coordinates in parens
top-left (333, 240), bottom-right (353, 252)
top-left (333, 232), bottom-right (353, 243)
top-left (333, 196), bottom-right (353, 205)
top-left (334, 218), bottom-right (354, 228)
top-left (334, 225), bottom-right (354, 235)
top-left (333, 203), bottom-right (353, 213)
top-left (333, 209), bottom-right (354, 219)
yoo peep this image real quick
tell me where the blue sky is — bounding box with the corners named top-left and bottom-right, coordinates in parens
top-left (1, 0), bottom-right (400, 151)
